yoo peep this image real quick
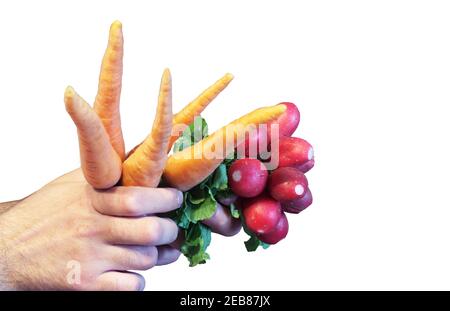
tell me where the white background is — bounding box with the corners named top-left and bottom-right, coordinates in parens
top-left (1, 0), bottom-right (450, 290)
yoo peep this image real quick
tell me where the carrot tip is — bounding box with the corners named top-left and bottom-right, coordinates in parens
top-left (224, 73), bottom-right (234, 81)
top-left (162, 68), bottom-right (172, 83)
top-left (64, 86), bottom-right (75, 100)
top-left (111, 20), bottom-right (122, 30)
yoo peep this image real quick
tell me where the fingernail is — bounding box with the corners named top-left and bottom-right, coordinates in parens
top-left (177, 190), bottom-right (184, 206)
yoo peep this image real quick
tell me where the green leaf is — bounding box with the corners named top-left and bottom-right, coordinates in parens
top-left (177, 210), bottom-right (191, 229)
top-left (180, 223), bottom-right (212, 267)
top-left (187, 187), bottom-right (206, 204)
top-left (198, 175), bottom-right (212, 189)
top-left (187, 196), bottom-right (217, 223)
top-left (229, 203), bottom-right (240, 219)
top-left (244, 235), bottom-right (261, 252)
top-left (172, 134), bottom-right (192, 153)
top-left (191, 117), bottom-right (208, 143)
top-left (189, 252), bottom-right (210, 267)
top-left (172, 117), bottom-right (208, 153)
top-left (241, 215), bottom-right (270, 252)
top-left (261, 242), bottom-right (271, 249)
top-left (211, 164), bottom-right (228, 191)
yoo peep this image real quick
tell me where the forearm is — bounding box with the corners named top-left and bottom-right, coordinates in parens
top-left (0, 211), bottom-right (14, 290)
top-left (0, 201), bottom-right (20, 214)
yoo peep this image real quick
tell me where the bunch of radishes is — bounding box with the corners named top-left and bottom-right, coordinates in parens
top-left (220, 102), bottom-right (314, 246)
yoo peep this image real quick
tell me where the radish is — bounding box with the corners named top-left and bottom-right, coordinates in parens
top-left (282, 188), bottom-right (313, 214)
top-left (240, 102), bottom-right (300, 158)
top-left (216, 192), bottom-right (238, 206)
top-left (272, 136), bottom-right (314, 169)
top-left (258, 212), bottom-right (289, 244)
top-left (277, 102), bottom-right (300, 136)
top-left (294, 159), bottom-right (315, 173)
top-left (242, 194), bottom-right (282, 234)
top-left (228, 159), bottom-right (268, 198)
top-left (268, 167), bottom-right (308, 202)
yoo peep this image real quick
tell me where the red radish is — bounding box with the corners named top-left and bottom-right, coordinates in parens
top-left (294, 159), bottom-right (315, 173)
top-left (268, 167), bottom-right (308, 202)
top-left (216, 192), bottom-right (238, 206)
top-left (258, 212), bottom-right (289, 244)
top-left (241, 102), bottom-right (300, 158)
top-left (228, 159), bottom-right (268, 198)
top-left (242, 194), bottom-right (282, 234)
top-left (272, 136), bottom-right (314, 169)
top-left (242, 124), bottom-right (271, 158)
top-left (282, 188), bottom-right (313, 214)
top-left (276, 102), bottom-right (300, 136)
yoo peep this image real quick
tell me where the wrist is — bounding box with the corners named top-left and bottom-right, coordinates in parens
top-left (0, 211), bottom-right (17, 290)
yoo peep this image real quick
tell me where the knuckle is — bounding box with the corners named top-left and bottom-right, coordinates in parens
top-left (165, 219), bottom-right (178, 243)
top-left (74, 217), bottom-right (99, 238)
top-left (140, 247), bottom-right (158, 269)
top-left (143, 218), bottom-right (162, 244)
top-left (120, 191), bottom-right (139, 216)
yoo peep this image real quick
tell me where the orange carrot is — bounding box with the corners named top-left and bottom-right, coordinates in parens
top-left (127, 73), bottom-right (233, 155)
top-left (93, 21), bottom-right (126, 160)
top-left (121, 69), bottom-right (173, 187)
top-left (64, 86), bottom-right (122, 189)
top-left (167, 73), bottom-right (234, 151)
top-left (163, 104), bottom-right (286, 191)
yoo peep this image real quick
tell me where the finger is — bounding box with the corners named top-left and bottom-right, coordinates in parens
top-left (105, 216), bottom-right (178, 246)
top-left (64, 86), bottom-right (122, 189)
top-left (93, 21), bottom-right (126, 160)
top-left (202, 203), bottom-right (242, 237)
top-left (94, 271), bottom-right (145, 291)
top-left (156, 246), bottom-right (181, 266)
top-left (107, 245), bottom-right (158, 271)
top-left (92, 186), bottom-right (183, 217)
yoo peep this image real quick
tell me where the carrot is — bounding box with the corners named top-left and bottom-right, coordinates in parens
top-left (167, 73), bottom-right (234, 151)
top-left (121, 69), bottom-right (173, 187)
top-left (93, 20), bottom-right (126, 160)
top-left (163, 104), bottom-right (286, 191)
top-left (127, 73), bottom-right (234, 156)
top-left (64, 86), bottom-right (122, 189)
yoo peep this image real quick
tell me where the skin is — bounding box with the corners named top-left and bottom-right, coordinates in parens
top-left (0, 169), bottom-right (182, 290)
top-left (0, 169), bottom-right (241, 290)
top-left (0, 201), bottom-right (19, 214)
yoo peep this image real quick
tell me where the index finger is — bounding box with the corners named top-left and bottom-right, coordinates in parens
top-left (91, 186), bottom-right (183, 217)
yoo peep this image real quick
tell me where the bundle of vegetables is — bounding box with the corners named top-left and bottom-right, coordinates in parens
top-left (168, 107), bottom-right (314, 265)
top-left (64, 21), bottom-right (314, 267)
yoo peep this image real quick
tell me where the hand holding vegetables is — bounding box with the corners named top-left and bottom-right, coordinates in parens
top-left (65, 21), bottom-right (315, 267)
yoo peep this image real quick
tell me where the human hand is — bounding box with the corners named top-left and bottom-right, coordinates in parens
top-left (0, 169), bottom-right (182, 290)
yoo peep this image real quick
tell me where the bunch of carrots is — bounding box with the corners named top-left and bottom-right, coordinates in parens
top-left (65, 21), bottom-right (312, 266)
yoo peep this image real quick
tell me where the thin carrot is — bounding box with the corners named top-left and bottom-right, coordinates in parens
top-left (64, 86), bottom-right (122, 189)
top-left (163, 104), bottom-right (286, 191)
top-left (121, 69), bottom-right (173, 187)
top-left (93, 20), bottom-right (126, 160)
top-left (127, 73), bottom-right (234, 156)
top-left (168, 73), bottom-right (234, 151)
